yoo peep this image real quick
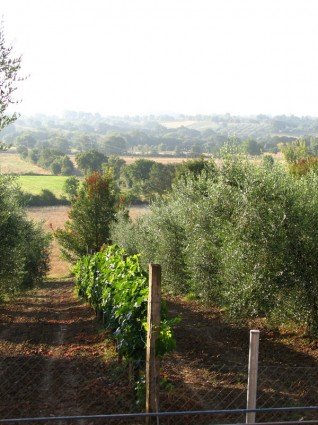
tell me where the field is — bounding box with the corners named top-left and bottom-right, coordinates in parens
top-left (0, 152), bottom-right (49, 174)
top-left (120, 155), bottom-right (191, 165)
top-left (27, 206), bottom-right (70, 278)
top-left (160, 119), bottom-right (274, 138)
top-left (161, 120), bottom-right (198, 128)
top-left (26, 205), bottom-right (148, 278)
top-left (18, 175), bottom-right (69, 197)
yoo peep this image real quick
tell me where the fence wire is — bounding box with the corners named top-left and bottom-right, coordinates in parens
top-left (1, 353), bottom-right (318, 424)
top-left (159, 360), bottom-right (318, 424)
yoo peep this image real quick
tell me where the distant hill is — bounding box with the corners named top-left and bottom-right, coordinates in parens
top-left (2, 112), bottom-right (318, 157)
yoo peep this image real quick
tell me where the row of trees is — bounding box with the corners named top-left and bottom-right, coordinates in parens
top-left (65, 154), bottom-right (214, 203)
top-left (57, 158), bottom-right (216, 261)
top-left (110, 154), bottom-right (318, 337)
top-left (8, 111), bottom-right (318, 157)
top-left (55, 151), bottom-right (318, 337)
top-left (50, 141), bottom-right (318, 340)
top-left (18, 146), bottom-right (75, 175)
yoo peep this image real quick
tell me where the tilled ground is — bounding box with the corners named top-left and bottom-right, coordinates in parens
top-left (0, 281), bottom-right (136, 422)
top-left (1, 281), bottom-right (318, 425)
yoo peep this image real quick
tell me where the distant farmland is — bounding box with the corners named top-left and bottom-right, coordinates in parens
top-left (26, 204), bottom-right (149, 278)
top-left (27, 206), bottom-right (70, 278)
top-left (0, 152), bottom-right (49, 175)
top-left (18, 175), bottom-right (69, 198)
top-left (119, 156), bottom-right (189, 165)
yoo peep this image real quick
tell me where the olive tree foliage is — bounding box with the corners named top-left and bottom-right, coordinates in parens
top-left (0, 23), bottom-right (24, 144)
top-left (111, 155), bottom-right (318, 336)
top-left (278, 138), bottom-right (309, 164)
top-left (0, 25), bottom-right (50, 299)
top-left (0, 176), bottom-right (51, 300)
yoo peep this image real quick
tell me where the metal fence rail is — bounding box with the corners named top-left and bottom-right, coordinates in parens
top-left (1, 407), bottom-right (318, 425)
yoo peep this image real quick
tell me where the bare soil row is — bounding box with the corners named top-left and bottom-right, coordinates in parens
top-left (1, 279), bottom-right (318, 423)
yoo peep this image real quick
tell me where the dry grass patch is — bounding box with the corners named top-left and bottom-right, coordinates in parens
top-left (0, 152), bottom-right (49, 174)
top-left (161, 120), bottom-right (198, 128)
top-left (26, 204), bottom-right (150, 278)
top-left (120, 155), bottom-right (189, 165)
top-left (129, 205), bottom-right (150, 221)
top-left (27, 206), bottom-right (70, 278)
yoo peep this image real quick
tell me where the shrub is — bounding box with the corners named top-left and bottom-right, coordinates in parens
top-left (288, 157), bottom-right (318, 177)
top-left (50, 159), bottom-right (62, 175)
top-left (20, 189), bottom-right (69, 207)
top-left (63, 176), bottom-right (80, 201)
top-left (19, 220), bottom-right (51, 288)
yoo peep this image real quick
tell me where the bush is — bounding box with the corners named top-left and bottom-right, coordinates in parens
top-left (288, 157), bottom-right (318, 177)
top-left (63, 176), bottom-right (80, 201)
top-left (20, 189), bottom-right (69, 207)
top-left (50, 159), bottom-right (62, 175)
top-left (19, 220), bottom-right (51, 288)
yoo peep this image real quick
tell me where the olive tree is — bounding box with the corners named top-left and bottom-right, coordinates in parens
top-left (0, 22), bottom-right (24, 137)
top-left (0, 176), bottom-right (51, 299)
top-left (112, 156), bottom-right (318, 337)
top-left (0, 24), bottom-right (50, 298)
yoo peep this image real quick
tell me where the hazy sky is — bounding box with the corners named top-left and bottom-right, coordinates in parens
top-left (2, 0), bottom-right (318, 117)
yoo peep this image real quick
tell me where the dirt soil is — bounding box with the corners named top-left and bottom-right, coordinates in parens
top-left (0, 280), bottom-right (136, 421)
top-left (1, 281), bottom-right (318, 424)
top-left (167, 296), bottom-right (318, 366)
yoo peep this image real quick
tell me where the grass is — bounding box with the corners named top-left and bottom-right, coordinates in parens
top-left (18, 175), bottom-right (69, 198)
top-left (0, 152), bottom-right (49, 174)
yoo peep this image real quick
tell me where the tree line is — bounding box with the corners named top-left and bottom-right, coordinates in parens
top-left (109, 151), bottom-right (318, 337)
top-left (5, 110), bottom-right (318, 159)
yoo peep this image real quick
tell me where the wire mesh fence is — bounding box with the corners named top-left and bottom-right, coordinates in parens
top-left (1, 353), bottom-right (318, 424)
top-left (1, 280), bottom-right (318, 424)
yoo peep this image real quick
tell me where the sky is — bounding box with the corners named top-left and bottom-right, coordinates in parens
top-left (2, 0), bottom-right (318, 117)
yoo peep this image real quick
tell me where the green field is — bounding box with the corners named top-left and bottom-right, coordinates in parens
top-left (18, 175), bottom-right (69, 198)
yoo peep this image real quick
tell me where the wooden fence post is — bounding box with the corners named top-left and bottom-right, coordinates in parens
top-left (246, 330), bottom-right (260, 424)
top-left (146, 264), bottom-right (161, 425)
